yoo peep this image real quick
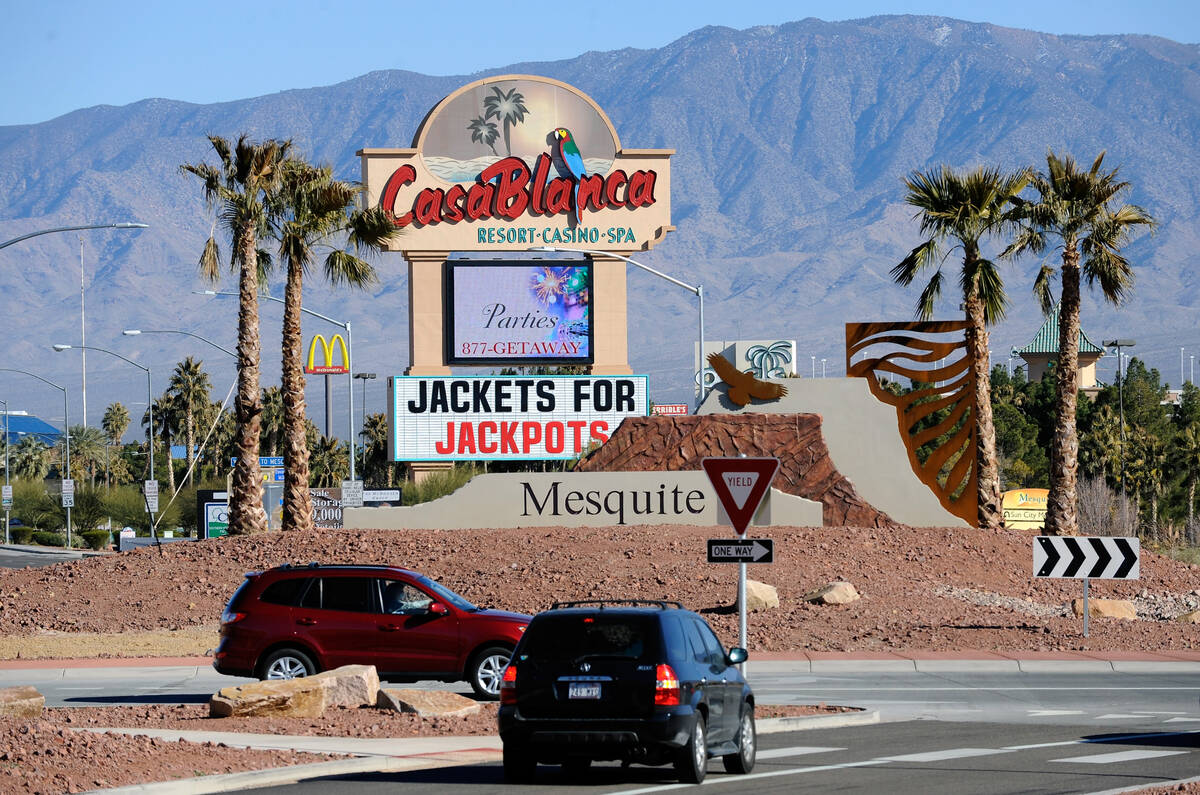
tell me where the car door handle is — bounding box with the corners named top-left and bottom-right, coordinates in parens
top-left (378, 624), bottom-right (401, 632)
top-left (296, 617), bottom-right (318, 626)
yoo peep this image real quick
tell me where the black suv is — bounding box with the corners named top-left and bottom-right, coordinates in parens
top-left (497, 599), bottom-right (754, 784)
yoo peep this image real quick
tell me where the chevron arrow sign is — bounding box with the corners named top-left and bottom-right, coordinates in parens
top-left (1033, 536), bottom-right (1140, 579)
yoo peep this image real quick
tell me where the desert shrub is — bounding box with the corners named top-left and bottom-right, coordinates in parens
top-left (10, 526), bottom-right (33, 544)
top-left (32, 530), bottom-right (65, 547)
top-left (79, 530), bottom-right (111, 550)
top-left (104, 485), bottom-right (182, 535)
top-left (402, 465), bottom-right (479, 505)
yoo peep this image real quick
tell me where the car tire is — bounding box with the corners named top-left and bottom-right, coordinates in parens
top-left (722, 704), bottom-right (756, 774)
top-left (468, 645), bottom-right (512, 700)
top-left (674, 713), bottom-right (707, 784)
top-left (257, 648), bottom-right (316, 680)
top-left (502, 743), bottom-right (536, 783)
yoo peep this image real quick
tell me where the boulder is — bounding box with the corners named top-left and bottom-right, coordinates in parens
top-left (804, 581), bottom-right (861, 605)
top-left (310, 664), bottom-right (380, 708)
top-left (1177, 610), bottom-right (1200, 624)
top-left (0, 685), bottom-right (44, 718)
top-left (376, 688), bottom-right (481, 717)
top-left (1071, 598), bottom-right (1137, 620)
top-left (209, 677), bottom-right (330, 718)
top-left (743, 579), bottom-right (779, 612)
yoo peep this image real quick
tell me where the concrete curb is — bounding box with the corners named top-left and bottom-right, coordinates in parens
top-left (1089, 772), bottom-right (1200, 794)
top-left (84, 710), bottom-right (878, 794)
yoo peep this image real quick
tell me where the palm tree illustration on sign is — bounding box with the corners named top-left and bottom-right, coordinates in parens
top-left (483, 86), bottom-right (529, 156)
top-left (746, 342), bottom-right (793, 379)
top-left (467, 117), bottom-right (499, 156)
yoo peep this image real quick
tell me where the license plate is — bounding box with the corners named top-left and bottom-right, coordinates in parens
top-left (568, 683), bottom-right (601, 699)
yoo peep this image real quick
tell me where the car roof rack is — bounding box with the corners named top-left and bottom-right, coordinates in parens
top-left (549, 599), bottom-right (685, 610)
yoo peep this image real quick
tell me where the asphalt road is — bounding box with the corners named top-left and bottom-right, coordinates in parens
top-left (0, 545), bottom-right (82, 569)
top-left (237, 720), bottom-right (1200, 794)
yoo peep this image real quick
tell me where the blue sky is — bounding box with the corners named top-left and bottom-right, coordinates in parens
top-left (5, 0), bottom-right (1198, 127)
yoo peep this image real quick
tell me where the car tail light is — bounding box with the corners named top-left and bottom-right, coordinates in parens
top-left (221, 611), bottom-right (246, 625)
top-left (500, 664), bottom-right (518, 705)
top-left (654, 663), bottom-right (680, 706)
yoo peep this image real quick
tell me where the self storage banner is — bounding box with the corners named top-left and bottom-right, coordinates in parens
top-left (389, 375), bottom-right (648, 461)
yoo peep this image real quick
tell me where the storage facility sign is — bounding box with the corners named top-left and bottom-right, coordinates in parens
top-left (389, 375), bottom-right (648, 461)
top-left (359, 75), bottom-right (673, 253)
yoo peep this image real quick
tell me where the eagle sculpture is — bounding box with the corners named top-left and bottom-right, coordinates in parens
top-left (706, 352), bottom-right (789, 407)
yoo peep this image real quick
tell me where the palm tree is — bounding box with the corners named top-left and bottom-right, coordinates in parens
top-left (63, 425), bottom-right (106, 487)
top-left (309, 435), bottom-right (348, 487)
top-left (145, 396), bottom-right (179, 496)
top-left (272, 160), bottom-right (393, 532)
top-left (11, 436), bottom-right (50, 481)
top-left (468, 117), bottom-right (500, 156)
top-left (1175, 425), bottom-right (1200, 544)
top-left (483, 86), bottom-right (529, 157)
top-left (167, 357), bottom-right (212, 486)
top-left (259, 386), bottom-right (285, 457)
top-left (1006, 151), bottom-right (1155, 536)
top-left (102, 402), bottom-right (130, 487)
top-left (182, 134), bottom-right (291, 535)
top-left (891, 165), bottom-right (1029, 530)
top-left (361, 412), bottom-right (392, 487)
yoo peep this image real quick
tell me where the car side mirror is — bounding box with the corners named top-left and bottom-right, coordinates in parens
top-left (428, 602), bottom-right (449, 615)
top-left (726, 647), bottom-right (748, 665)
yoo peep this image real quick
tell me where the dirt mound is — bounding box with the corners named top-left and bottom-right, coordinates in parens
top-left (1, 524), bottom-right (1198, 655)
top-left (577, 414), bottom-right (895, 527)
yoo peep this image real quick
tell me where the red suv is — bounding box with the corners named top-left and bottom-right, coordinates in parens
top-left (214, 563), bottom-right (531, 699)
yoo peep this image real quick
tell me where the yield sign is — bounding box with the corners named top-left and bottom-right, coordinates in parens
top-left (701, 457), bottom-right (780, 535)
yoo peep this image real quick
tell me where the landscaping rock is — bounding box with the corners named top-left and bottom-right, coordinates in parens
top-left (1177, 609), bottom-right (1200, 624)
top-left (0, 685), bottom-right (44, 718)
top-left (804, 581), bottom-right (861, 605)
top-left (743, 579), bottom-right (780, 611)
top-left (1071, 598), bottom-right (1137, 620)
top-left (209, 678), bottom-right (330, 718)
top-left (310, 664), bottom-right (380, 708)
top-left (376, 688), bottom-right (481, 717)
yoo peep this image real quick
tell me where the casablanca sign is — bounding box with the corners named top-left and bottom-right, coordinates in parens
top-left (359, 75), bottom-right (673, 253)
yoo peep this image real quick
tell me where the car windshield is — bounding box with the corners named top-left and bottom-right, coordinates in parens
top-left (415, 575), bottom-right (476, 611)
top-left (520, 614), bottom-right (659, 663)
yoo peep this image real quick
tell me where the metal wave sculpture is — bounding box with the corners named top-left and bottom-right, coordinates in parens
top-left (845, 321), bottom-right (977, 527)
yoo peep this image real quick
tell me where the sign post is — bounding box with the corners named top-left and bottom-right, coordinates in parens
top-left (1033, 535), bottom-right (1140, 637)
top-left (702, 457), bottom-right (779, 673)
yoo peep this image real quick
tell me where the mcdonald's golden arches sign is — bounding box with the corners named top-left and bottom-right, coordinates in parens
top-left (305, 334), bottom-right (349, 375)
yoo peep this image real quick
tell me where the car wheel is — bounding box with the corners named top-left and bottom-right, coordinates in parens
top-left (468, 645), bottom-right (512, 700)
top-left (257, 648), bottom-right (316, 680)
top-left (502, 743), bottom-right (536, 783)
top-left (722, 704), bottom-right (756, 774)
top-left (674, 713), bottom-right (707, 784)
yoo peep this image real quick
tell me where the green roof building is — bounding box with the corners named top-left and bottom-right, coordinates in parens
top-left (1011, 303), bottom-right (1105, 391)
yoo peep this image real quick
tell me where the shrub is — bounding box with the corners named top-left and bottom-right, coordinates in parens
top-left (10, 527), bottom-right (33, 544)
top-left (401, 465), bottom-right (479, 505)
top-left (32, 530), bottom-right (65, 547)
top-left (79, 530), bottom-right (111, 551)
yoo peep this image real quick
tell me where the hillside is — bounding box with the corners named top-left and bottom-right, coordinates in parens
top-left (2, 15), bottom-right (1199, 422)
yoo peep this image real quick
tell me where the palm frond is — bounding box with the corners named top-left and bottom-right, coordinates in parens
top-left (323, 249), bottom-right (378, 289)
top-left (891, 239), bottom-right (940, 285)
top-left (1033, 264), bottom-right (1056, 315)
top-left (915, 269), bottom-right (944, 321)
top-left (198, 236), bottom-right (221, 282)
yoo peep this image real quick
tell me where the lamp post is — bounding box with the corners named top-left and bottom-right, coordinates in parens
top-left (1, 222), bottom-right (149, 426)
top-left (1182, 347), bottom-right (1186, 388)
top-left (1104, 338), bottom-right (1136, 532)
top-left (530, 246), bottom-right (706, 408)
top-left (1, 398), bottom-right (8, 543)
top-left (0, 369), bottom-right (69, 544)
top-left (53, 344), bottom-right (154, 535)
top-left (355, 373), bottom-right (377, 476)
top-left (121, 328), bottom-right (236, 358)
top-left (1191, 355), bottom-right (1195, 385)
top-left (821, 358), bottom-right (827, 378)
top-left (197, 291), bottom-right (358, 480)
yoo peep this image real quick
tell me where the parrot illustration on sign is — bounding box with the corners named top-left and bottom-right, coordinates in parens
top-left (553, 127), bottom-right (588, 224)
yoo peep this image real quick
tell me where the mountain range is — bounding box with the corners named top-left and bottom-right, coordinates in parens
top-left (3, 14), bottom-right (1199, 434)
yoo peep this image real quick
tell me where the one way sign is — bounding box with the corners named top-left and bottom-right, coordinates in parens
top-left (1033, 536), bottom-right (1139, 579)
top-left (707, 539), bottom-right (774, 564)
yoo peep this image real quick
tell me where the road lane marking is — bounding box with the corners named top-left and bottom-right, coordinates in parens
top-left (1051, 749), bottom-right (1190, 764)
top-left (1165, 717), bottom-right (1200, 722)
top-left (1095, 713), bottom-right (1154, 719)
top-left (607, 760), bottom-right (888, 793)
top-left (1027, 710), bottom-right (1084, 716)
top-left (878, 748), bottom-right (1012, 762)
top-left (756, 746), bottom-right (843, 760)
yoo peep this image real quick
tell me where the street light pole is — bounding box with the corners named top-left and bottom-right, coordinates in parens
top-left (0, 369), bottom-right (69, 543)
top-left (529, 247), bottom-right (706, 409)
top-left (198, 291), bottom-right (357, 480)
top-left (1104, 339), bottom-right (1136, 533)
top-left (53, 344), bottom-right (153, 536)
top-left (355, 372), bottom-right (377, 475)
top-left (122, 328), bottom-right (236, 358)
top-left (1, 398), bottom-right (8, 544)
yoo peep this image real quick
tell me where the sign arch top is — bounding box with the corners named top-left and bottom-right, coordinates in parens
top-left (358, 74), bottom-right (673, 254)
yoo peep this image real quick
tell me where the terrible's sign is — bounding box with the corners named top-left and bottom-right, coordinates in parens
top-left (389, 375), bottom-right (648, 461)
top-left (359, 75), bottom-right (673, 253)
